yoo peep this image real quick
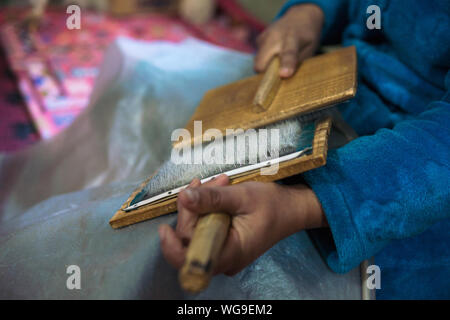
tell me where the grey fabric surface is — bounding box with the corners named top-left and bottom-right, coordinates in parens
top-left (0, 38), bottom-right (361, 299)
top-left (0, 182), bottom-right (361, 299)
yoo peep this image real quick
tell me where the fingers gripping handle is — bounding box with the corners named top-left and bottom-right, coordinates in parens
top-left (179, 213), bottom-right (231, 293)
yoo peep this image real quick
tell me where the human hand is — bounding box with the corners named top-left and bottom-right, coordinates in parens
top-left (254, 4), bottom-right (324, 78)
top-left (159, 174), bottom-right (327, 276)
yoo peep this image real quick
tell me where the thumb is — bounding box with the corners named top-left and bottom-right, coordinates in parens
top-left (178, 184), bottom-right (244, 215)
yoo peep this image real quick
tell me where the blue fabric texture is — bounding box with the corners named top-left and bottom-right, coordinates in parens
top-left (279, 0), bottom-right (450, 299)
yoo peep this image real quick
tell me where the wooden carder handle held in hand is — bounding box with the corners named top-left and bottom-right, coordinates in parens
top-left (179, 56), bottom-right (283, 293)
top-left (179, 212), bottom-right (231, 293)
top-left (252, 56), bottom-right (282, 112)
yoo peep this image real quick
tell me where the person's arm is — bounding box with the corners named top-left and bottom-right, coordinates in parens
top-left (304, 72), bottom-right (450, 273)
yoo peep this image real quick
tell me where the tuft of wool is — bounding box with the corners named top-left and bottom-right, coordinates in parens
top-left (132, 110), bottom-right (331, 204)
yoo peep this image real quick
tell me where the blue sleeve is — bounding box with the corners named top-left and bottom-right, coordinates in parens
top-left (277, 0), bottom-right (350, 44)
top-left (303, 72), bottom-right (450, 273)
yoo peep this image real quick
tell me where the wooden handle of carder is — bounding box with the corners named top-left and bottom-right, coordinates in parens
top-left (252, 56), bottom-right (282, 113)
top-left (179, 212), bottom-right (231, 293)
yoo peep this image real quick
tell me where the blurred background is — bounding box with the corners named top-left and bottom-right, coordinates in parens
top-left (0, 0), bottom-right (285, 153)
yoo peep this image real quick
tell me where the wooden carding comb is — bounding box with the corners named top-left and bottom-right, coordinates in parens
top-left (109, 47), bottom-right (358, 293)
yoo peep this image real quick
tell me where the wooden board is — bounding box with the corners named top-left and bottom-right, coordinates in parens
top-left (110, 117), bottom-right (332, 229)
top-left (175, 46), bottom-right (356, 148)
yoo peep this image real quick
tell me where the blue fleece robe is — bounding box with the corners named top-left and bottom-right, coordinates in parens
top-left (278, 0), bottom-right (450, 299)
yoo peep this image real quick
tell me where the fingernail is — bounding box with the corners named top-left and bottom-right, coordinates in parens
top-left (184, 188), bottom-right (199, 204)
top-left (280, 67), bottom-right (293, 77)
